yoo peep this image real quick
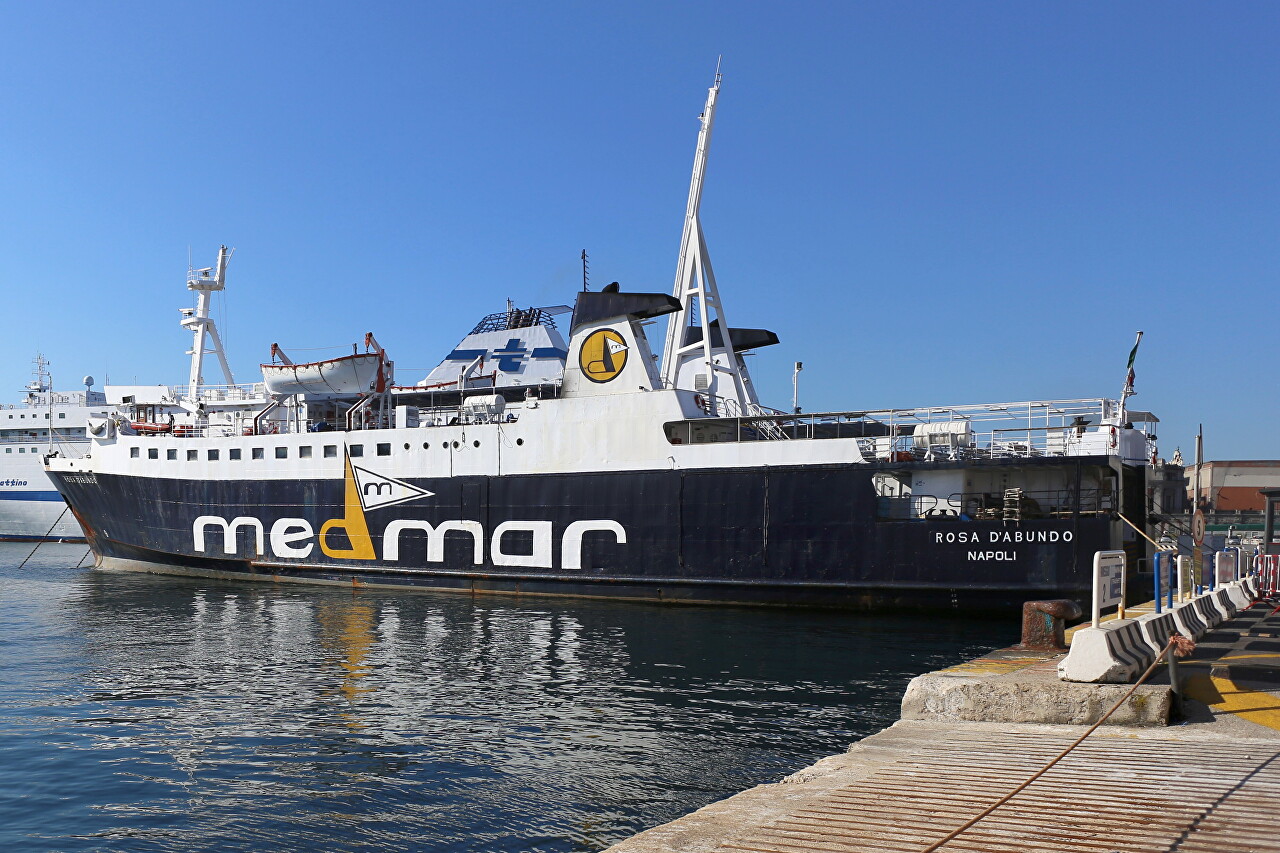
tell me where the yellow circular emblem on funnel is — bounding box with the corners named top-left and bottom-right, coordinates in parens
top-left (579, 329), bottom-right (628, 383)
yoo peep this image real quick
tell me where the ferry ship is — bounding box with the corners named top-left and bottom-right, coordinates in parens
top-left (0, 356), bottom-right (109, 541)
top-left (46, 77), bottom-right (1159, 611)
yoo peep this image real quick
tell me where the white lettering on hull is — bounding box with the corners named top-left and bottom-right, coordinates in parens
top-left (934, 530), bottom-right (1074, 544)
top-left (193, 515), bottom-right (625, 571)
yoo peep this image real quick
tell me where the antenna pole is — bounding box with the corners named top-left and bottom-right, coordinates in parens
top-left (659, 63), bottom-right (761, 411)
top-left (182, 245), bottom-right (236, 399)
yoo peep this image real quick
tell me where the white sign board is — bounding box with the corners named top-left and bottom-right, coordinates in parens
top-left (1092, 550), bottom-right (1126, 627)
top-left (1177, 555), bottom-right (1193, 601)
top-left (1215, 550), bottom-right (1237, 585)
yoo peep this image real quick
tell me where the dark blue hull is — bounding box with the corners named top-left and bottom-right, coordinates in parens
top-left (50, 457), bottom-right (1129, 612)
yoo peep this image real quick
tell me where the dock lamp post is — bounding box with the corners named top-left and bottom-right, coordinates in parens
top-left (792, 361), bottom-right (803, 414)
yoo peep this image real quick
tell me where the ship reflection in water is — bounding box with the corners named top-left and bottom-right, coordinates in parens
top-left (1, 545), bottom-right (1010, 852)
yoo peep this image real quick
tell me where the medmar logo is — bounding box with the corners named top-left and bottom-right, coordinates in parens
top-left (192, 453), bottom-right (626, 569)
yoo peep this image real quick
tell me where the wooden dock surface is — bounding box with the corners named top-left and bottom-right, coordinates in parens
top-left (608, 599), bottom-right (1280, 853)
top-left (609, 719), bottom-right (1280, 853)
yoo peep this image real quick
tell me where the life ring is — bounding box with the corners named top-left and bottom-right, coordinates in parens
top-left (693, 393), bottom-right (709, 413)
top-left (1108, 426), bottom-right (1117, 450)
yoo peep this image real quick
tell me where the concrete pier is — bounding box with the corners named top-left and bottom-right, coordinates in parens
top-left (606, 597), bottom-right (1280, 853)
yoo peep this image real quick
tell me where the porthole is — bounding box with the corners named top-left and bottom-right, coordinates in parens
top-left (423, 442), bottom-right (430, 450)
top-left (452, 440), bottom-right (459, 449)
top-left (403, 442), bottom-right (410, 450)
top-left (516, 438), bottom-right (524, 446)
top-left (473, 440), bottom-right (480, 448)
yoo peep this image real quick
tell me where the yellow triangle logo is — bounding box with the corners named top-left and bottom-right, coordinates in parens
top-left (319, 453), bottom-right (376, 560)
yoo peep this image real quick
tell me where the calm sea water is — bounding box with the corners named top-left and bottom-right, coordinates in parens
top-left (0, 542), bottom-right (1012, 852)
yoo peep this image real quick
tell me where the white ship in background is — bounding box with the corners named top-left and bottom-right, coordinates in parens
top-left (0, 355), bottom-right (110, 541)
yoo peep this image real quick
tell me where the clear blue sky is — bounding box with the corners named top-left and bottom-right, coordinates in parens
top-left (2, 2), bottom-right (1276, 460)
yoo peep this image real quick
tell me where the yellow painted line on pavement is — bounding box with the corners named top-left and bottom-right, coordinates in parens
top-left (1183, 673), bottom-right (1280, 732)
top-left (935, 656), bottom-right (1049, 676)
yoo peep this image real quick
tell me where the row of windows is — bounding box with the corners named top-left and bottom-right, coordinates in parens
top-left (6, 412), bottom-right (67, 419)
top-left (4, 447), bottom-right (41, 453)
top-left (128, 438), bottom-right (527, 462)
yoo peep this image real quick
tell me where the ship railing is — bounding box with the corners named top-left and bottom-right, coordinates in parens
top-left (0, 392), bottom-right (99, 408)
top-left (170, 383), bottom-right (268, 402)
top-left (876, 488), bottom-right (1115, 521)
top-left (670, 398), bottom-right (1154, 459)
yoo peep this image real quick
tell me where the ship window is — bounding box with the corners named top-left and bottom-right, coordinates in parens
top-left (58, 413), bottom-right (65, 418)
top-left (229, 448), bottom-right (242, 460)
top-left (19, 447), bottom-right (25, 453)
top-left (299, 446), bottom-right (312, 458)
top-left (324, 445), bottom-right (337, 458)
top-left (252, 447), bottom-right (264, 460)
top-left (167, 449), bottom-right (177, 460)
top-left (44, 413), bottom-right (49, 419)
top-left (209, 449), bottom-right (220, 461)
top-left (148, 448), bottom-right (158, 460)
top-left (188, 450), bottom-right (198, 461)
top-left (377, 443), bottom-right (391, 456)
top-left (349, 445), bottom-right (363, 457)
top-left (275, 447), bottom-right (287, 459)
top-left (130, 447), bottom-right (138, 458)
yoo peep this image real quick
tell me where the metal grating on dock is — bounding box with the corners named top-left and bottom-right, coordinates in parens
top-left (717, 727), bottom-right (1280, 853)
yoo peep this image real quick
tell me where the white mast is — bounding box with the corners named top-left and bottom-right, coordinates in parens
top-left (181, 246), bottom-right (236, 398)
top-left (659, 63), bottom-right (762, 415)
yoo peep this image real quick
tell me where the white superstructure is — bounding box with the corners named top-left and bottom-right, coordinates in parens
top-left (0, 355), bottom-right (109, 539)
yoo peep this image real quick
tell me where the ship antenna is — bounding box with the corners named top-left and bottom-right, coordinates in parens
top-left (181, 245), bottom-right (236, 400)
top-left (659, 62), bottom-right (761, 412)
top-left (581, 249), bottom-right (590, 291)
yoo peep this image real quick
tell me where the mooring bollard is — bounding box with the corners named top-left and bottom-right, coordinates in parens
top-left (1018, 599), bottom-right (1084, 650)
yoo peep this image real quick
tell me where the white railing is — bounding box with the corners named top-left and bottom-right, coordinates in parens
top-left (673, 398), bottom-right (1158, 461)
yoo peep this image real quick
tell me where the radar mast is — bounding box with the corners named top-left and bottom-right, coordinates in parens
top-left (658, 64), bottom-right (763, 415)
top-left (182, 245), bottom-right (236, 398)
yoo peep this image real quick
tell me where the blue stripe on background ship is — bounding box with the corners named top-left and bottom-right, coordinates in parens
top-left (46, 76), bottom-right (1159, 611)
